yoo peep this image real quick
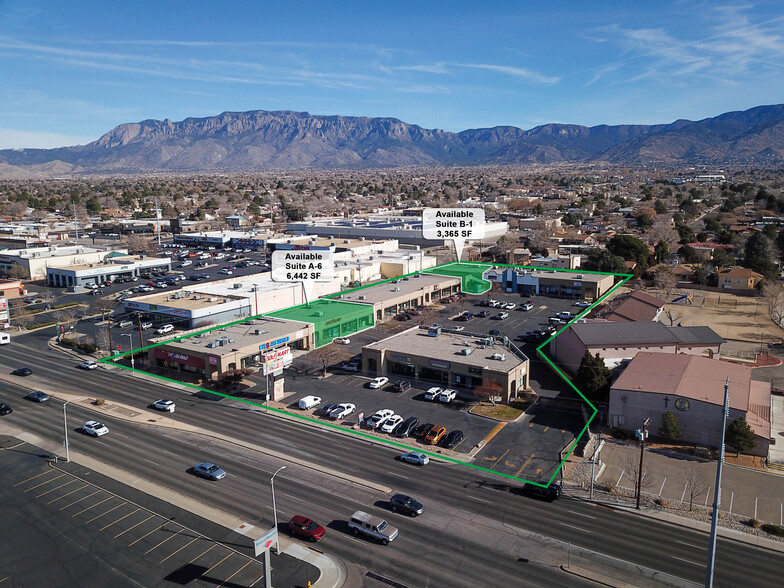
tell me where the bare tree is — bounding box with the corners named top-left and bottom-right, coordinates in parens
top-left (124, 233), bottom-right (157, 256)
top-left (682, 463), bottom-right (710, 511)
top-left (8, 262), bottom-right (27, 280)
top-left (475, 379), bottom-right (504, 406)
top-left (762, 281), bottom-right (784, 326)
top-left (662, 307), bottom-right (682, 326)
top-left (10, 299), bottom-right (33, 329)
top-left (621, 453), bottom-right (655, 497)
top-left (646, 215), bottom-right (679, 248)
top-left (52, 307), bottom-right (79, 332)
top-left (94, 326), bottom-right (111, 351)
top-left (654, 266), bottom-right (678, 298)
top-left (309, 344), bottom-right (350, 378)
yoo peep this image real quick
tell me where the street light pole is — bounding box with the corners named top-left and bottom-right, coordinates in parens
top-left (270, 465), bottom-right (287, 553)
top-left (63, 399), bottom-right (76, 462)
top-left (636, 417), bottom-right (650, 510)
top-left (121, 333), bottom-right (135, 372)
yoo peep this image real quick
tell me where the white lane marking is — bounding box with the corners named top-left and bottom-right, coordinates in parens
top-left (559, 522), bottom-right (590, 533)
top-left (675, 540), bottom-right (707, 550)
top-left (567, 510), bottom-right (597, 520)
top-left (386, 472), bottom-right (409, 480)
top-left (671, 555), bottom-right (703, 566)
top-left (467, 495), bottom-right (492, 504)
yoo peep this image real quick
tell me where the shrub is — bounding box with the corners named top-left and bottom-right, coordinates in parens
top-left (28, 321), bottom-right (58, 330)
top-left (761, 523), bottom-right (784, 536)
top-left (654, 497), bottom-right (668, 507)
top-left (61, 338), bottom-right (78, 347)
top-left (746, 518), bottom-right (761, 529)
top-left (53, 302), bottom-right (80, 309)
top-left (94, 397), bottom-right (106, 406)
top-left (77, 343), bottom-right (97, 353)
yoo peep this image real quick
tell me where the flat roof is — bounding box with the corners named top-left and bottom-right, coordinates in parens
top-left (365, 326), bottom-right (527, 372)
top-left (267, 297), bottom-right (373, 324)
top-left (163, 316), bottom-right (311, 355)
top-left (338, 274), bottom-right (460, 305)
top-left (129, 290), bottom-right (244, 310)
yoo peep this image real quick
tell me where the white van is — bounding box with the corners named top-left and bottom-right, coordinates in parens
top-left (298, 395), bottom-right (322, 410)
top-left (0, 333), bottom-right (10, 345)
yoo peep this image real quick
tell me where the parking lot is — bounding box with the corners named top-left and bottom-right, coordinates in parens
top-left (1, 445), bottom-right (313, 587)
top-left (279, 290), bottom-right (593, 472)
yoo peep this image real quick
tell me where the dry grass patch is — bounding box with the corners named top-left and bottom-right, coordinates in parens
top-left (470, 399), bottom-right (532, 420)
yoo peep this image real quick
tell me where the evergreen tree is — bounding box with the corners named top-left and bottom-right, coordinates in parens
top-left (607, 234), bottom-right (651, 271)
top-left (743, 233), bottom-right (778, 279)
top-left (583, 249), bottom-right (628, 274)
top-left (725, 415), bottom-right (757, 456)
top-left (654, 240), bottom-right (670, 264)
top-left (659, 411), bottom-right (682, 440)
top-left (573, 351), bottom-right (612, 402)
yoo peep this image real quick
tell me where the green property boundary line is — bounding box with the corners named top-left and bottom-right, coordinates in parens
top-left (102, 262), bottom-right (633, 488)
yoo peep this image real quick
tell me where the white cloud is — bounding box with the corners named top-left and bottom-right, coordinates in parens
top-left (0, 129), bottom-right (96, 149)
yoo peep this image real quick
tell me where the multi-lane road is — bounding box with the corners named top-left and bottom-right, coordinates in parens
top-left (1, 333), bottom-right (783, 587)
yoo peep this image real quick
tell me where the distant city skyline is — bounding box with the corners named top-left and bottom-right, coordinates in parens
top-left (2, 1), bottom-right (784, 149)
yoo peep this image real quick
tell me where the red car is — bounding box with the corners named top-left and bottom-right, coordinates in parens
top-left (288, 515), bottom-right (326, 542)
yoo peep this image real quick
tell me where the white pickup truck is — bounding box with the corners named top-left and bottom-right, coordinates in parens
top-left (348, 511), bottom-right (398, 545)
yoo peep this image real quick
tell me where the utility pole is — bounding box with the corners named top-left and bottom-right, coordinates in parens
top-left (155, 197), bottom-right (162, 247)
top-left (73, 202), bottom-right (79, 240)
top-left (705, 377), bottom-right (730, 588)
top-left (635, 417), bottom-right (650, 510)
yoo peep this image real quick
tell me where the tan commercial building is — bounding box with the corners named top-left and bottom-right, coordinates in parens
top-left (362, 326), bottom-right (530, 403)
top-left (338, 274), bottom-right (462, 321)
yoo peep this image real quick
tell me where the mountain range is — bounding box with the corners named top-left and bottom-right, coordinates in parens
top-left (2, 104), bottom-right (784, 176)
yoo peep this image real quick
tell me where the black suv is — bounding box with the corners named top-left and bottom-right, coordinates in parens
top-left (389, 493), bottom-right (424, 517)
top-left (392, 380), bottom-right (411, 393)
top-left (522, 482), bottom-right (562, 501)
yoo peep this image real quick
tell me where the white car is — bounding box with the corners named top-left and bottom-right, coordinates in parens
top-left (152, 399), bottom-right (175, 413)
top-left (556, 311), bottom-right (575, 320)
top-left (329, 403), bottom-right (356, 420)
top-left (83, 420), bottom-right (109, 437)
top-left (180, 260), bottom-right (192, 267)
top-left (155, 324), bottom-right (175, 335)
top-left (381, 415), bottom-right (404, 434)
top-left (453, 326), bottom-right (465, 332)
top-left (141, 322), bottom-right (153, 330)
top-left (521, 302), bottom-right (534, 311)
top-left (438, 389), bottom-right (458, 403)
top-left (574, 300), bottom-right (592, 308)
top-left (368, 377), bottom-right (389, 389)
top-left (496, 311), bottom-right (509, 319)
top-left (398, 452), bottom-right (430, 466)
top-left (79, 360), bottom-right (98, 370)
top-left (366, 409), bottom-right (394, 429)
top-left (503, 302), bottom-right (517, 310)
top-left (219, 268), bottom-right (233, 275)
top-left (333, 337), bottom-right (351, 345)
top-left (424, 386), bottom-right (443, 400)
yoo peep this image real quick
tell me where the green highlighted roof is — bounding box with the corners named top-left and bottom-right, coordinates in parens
top-left (425, 261), bottom-right (493, 294)
top-left (266, 298), bottom-right (374, 347)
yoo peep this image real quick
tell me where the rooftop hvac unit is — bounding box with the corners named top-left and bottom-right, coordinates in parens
top-left (576, 275), bottom-right (583, 279)
top-left (233, 283), bottom-right (242, 289)
top-left (392, 287), bottom-right (399, 292)
top-left (459, 347), bottom-right (473, 355)
top-left (343, 240), bottom-right (350, 243)
top-left (359, 237), bottom-right (365, 241)
top-left (208, 296), bottom-right (217, 302)
top-left (330, 242), bottom-right (336, 246)
top-left (314, 310), bottom-right (326, 317)
top-left (193, 295), bottom-right (202, 300)
top-left (358, 295), bottom-right (366, 300)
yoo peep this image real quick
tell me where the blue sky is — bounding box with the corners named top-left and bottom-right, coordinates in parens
top-left (2, 1), bottom-right (784, 148)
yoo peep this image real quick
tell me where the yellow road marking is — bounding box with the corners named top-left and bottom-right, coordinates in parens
top-left (543, 426), bottom-right (549, 433)
top-left (480, 422), bottom-right (507, 445)
top-left (115, 514), bottom-right (155, 539)
top-left (188, 544), bottom-right (217, 564)
top-left (536, 468), bottom-right (542, 475)
top-left (145, 528), bottom-right (185, 554)
top-left (197, 553), bottom-right (234, 580)
top-left (15, 471), bottom-right (54, 486)
top-left (36, 479), bottom-right (78, 498)
top-left (515, 453), bottom-right (536, 478)
top-left (100, 507), bottom-right (141, 531)
top-left (504, 460), bottom-right (516, 468)
top-left (72, 496), bottom-right (112, 517)
top-left (48, 484), bottom-right (89, 504)
top-left (482, 456), bottom-right (498, 461)
top-left (84, 502), bottom-right (126, 524)
top-left (61, 489), bottom-right (101, 510)
top-left (489, 448), bottom-right (510, 470)
top-left (129, 523), bottom-right (171, 547)
top-left (24, 474), bottom-right (66, 492)
top-left (160, 536), bottom-right (200, 563)
top-left (216, 559), bottom-right (255, 588)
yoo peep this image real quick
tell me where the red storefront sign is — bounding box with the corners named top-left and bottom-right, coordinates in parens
top-left (154, 348), bottom-right (205, 369)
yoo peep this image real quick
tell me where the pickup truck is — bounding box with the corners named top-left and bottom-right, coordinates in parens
top-left (348, 511), bottom-right (398, 545)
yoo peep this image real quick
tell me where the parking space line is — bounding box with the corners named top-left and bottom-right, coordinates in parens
top-left (197, 553), bottom-right (234, 581)
top-left (217, 559), bottom-right (254, 588)
top-left (36, 478), bottom-right (79, 498)
top-left (145, 528), bottom-right (186, 554)
top-left (84, 502), bottom-right (127, 524)
top-left (488, 449), bottom-right (510, 471)
top-left (129, 522), bottom-right (170, 547)
top-left (60, 489), bottom-right (101, 510)
top-left (114, 514), bottom-right (156, 539)
top-left (188, 544), bottom-right (217, 564)
top-left (160, 536), bottom-right (200, 563)
top-left (480, 422), bottom-right (507, 445)
top-left (24, 473), bottom-right (67, 492)
top-left (14, 470), bottom-right (55, 486)
top-left (515, 454), bottom-right (535, 478)
top-left (47, 484), bottom-right (89, 504)
top-left (100, 507), bottom-right (141, 531)
top-left (72, 495), bottom-right (113, 516)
